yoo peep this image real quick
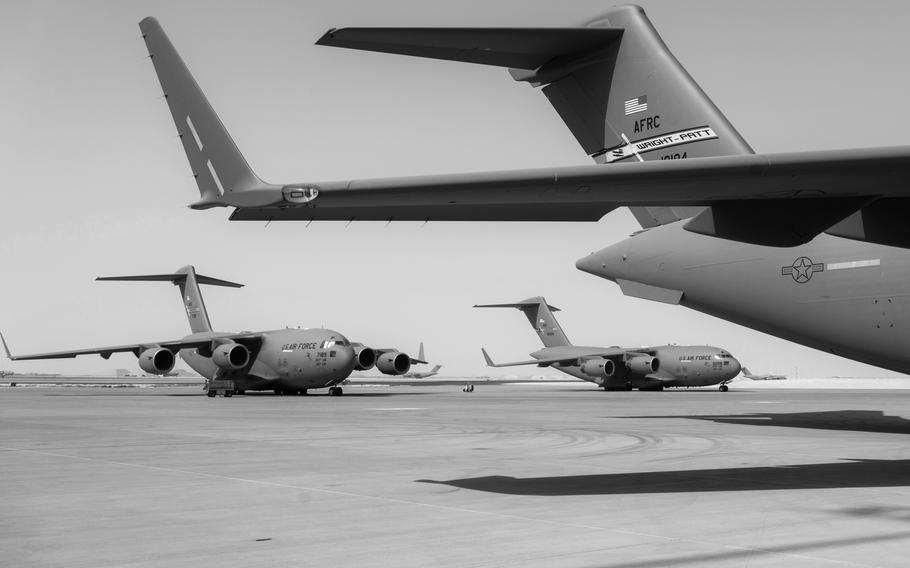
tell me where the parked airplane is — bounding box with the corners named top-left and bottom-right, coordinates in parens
top-left (139, 9), bottom-right (910, 375)
top-left (1, 266), bottom-right (424, 397)
top-left (742, 368), bottom-right (787, 381)
top-left (405, 365), bottom-right (442, 379)
top-left (477, 297), bottom-right (741, 391)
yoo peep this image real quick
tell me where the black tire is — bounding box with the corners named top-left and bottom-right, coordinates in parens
top-left (301, 388), bottom-right (308, 395)
top-left (224, 391), bottom-right (233, 398)
top-left (719, 384), bottom-right (729, 392)
top-left (207, 390), bottom-right (216, 398)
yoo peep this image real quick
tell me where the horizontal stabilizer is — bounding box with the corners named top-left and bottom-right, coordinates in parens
top-left (97, 270), bottom-right (242, 288)
top-left (316, 28), bottom-right (621, 70)
top-left (474, 300), bottom-right (561, 312)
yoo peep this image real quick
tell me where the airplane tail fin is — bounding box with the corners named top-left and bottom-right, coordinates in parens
top-left (317, 5), bottom-right (753, 228)
top-left (139, 18), bottom-right (282, 209)
top-left (97, 266), bottom-right (243, 334)
top-left (474, 297), bottom-right (570, 348)
top-left (742, 367), bottom-right (752, 376)
top-left (418, 342), bottom-right (425, 362)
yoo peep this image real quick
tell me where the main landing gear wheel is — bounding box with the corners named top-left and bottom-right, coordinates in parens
top-left (719, 384), bottom-right (729, 392)
top-left (329, 386), bottom-right (343, 396)
top-left (207, 390), bottom-right (216, 398)
top-left (224, 390), bottom-right (233, 398)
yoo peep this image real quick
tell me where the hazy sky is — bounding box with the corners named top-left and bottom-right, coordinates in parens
top-left (2, 0), bottom-right (909, 377)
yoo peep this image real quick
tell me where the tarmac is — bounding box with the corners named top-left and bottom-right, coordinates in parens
top-left (2, 382), bottom-right (910, 567)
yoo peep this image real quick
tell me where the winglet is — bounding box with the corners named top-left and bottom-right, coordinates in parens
top-left (481, 347), bottom-right (495, 367)
top-left (0, 332), bottom-right (16, 360)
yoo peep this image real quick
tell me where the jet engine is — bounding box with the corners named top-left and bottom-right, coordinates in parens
top-left (580, 358), bottom-right (615, 379)
top-left (354, 346), bottom-right (376, 371)
top-left (212, 343), bottom-right (250, 370)
top-left (626, 355), bottom-right (660, 374)
top-left (138, 347), bottom-right (176, 375)
top-left (376, 351), bottom-right (411, 375)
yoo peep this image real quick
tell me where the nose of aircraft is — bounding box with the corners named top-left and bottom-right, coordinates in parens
top-left (576, 241), bottom-right (628, 281)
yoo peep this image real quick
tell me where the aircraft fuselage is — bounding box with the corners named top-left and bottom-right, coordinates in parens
top-left (534, 344), bottom-right (740, 389)
top-left (578, 223), bottom-right (910, 374)
top-left (180, 328), bottom-right (355, 391)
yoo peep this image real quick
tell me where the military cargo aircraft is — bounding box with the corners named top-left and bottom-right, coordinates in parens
top-left (404, 365), bottom-right (442, 379)
top-left (742, 368), bottom-right (787, 381)
top-left (1, 266), bottom-right (423, 397)
top-left (139, 8), bottom-right (910, 375)
top-left (477, 297), bottom-right (741, 391)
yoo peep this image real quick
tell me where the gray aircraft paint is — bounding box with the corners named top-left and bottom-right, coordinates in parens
top-left (138, 9), bottom-right (910, 375)
top-left (2, 266), bottom-right (423, 394)
top-left (478, 297), bottom-right (741, 390)
top-left (578, 228), bottom-right (910, 374)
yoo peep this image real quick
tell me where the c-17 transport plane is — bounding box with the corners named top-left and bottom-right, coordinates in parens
top-left (1, 266), bottom-right (424, 397)
top-left (404, 365), bottom-right (442, 379)
top-left (138, 8), bottom-right (910, 375)
top-left (477, 297), bottom-right (741, 391)
top-left (741, 368), bottom-right (787, 382)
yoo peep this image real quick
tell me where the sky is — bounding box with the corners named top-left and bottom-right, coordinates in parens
top-left (2, 0), bottom-right (909, 378)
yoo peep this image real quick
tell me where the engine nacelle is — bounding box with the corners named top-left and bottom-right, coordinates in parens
top-left (138, 347), bottom-right (176, 375)
top-left (354, 346), bottom-right (376, 371)
top-left (376, 351), bottom-right (411, 375)
top-left (212, 343), bottom-right (250, 370)
top-left (580, 358), bottom-right (616, 379)
top-left (626, 355), bottom-right (660, 374)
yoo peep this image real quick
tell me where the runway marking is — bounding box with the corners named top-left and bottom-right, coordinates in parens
top-left (0, 443), bottom-right (887, 567)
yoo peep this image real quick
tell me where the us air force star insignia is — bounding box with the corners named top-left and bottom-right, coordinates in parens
top-left (781, 257), bottom-right (825, 283)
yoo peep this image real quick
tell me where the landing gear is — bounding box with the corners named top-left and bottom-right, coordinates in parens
top-left (463, 384), bottom-right (474, 392)
top-left (329, 386), bottom-right (343, 396)
top-left (299, 388), bottom-right (308, 396)
top-left (719, 384), bottom-right (729, 392)
top-left (207, 390), bottom-right (217, 398)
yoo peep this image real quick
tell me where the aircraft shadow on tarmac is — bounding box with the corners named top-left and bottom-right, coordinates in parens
top-left (621, 410), bottom-right (910, 435)
top-left (417, 458), bottom-right (910, 495)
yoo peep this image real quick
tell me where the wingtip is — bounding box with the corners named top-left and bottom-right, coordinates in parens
top-left (480, 347), bottom-right (494, 367)
top-left (0, 332), bottom-right (14, 360)
top-left (138, 16), bottom-right (159, 29)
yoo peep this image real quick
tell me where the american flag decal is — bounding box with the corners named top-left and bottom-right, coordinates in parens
top-left (624, 95), bottom-right (648, 115)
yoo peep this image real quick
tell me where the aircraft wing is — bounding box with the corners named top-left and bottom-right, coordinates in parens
top-left (228, 146), bottom-right (910, 246)
top-left (481, 347), bottom-right (624, 368)
top-left (0, 332), bottom-right (261, 361)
